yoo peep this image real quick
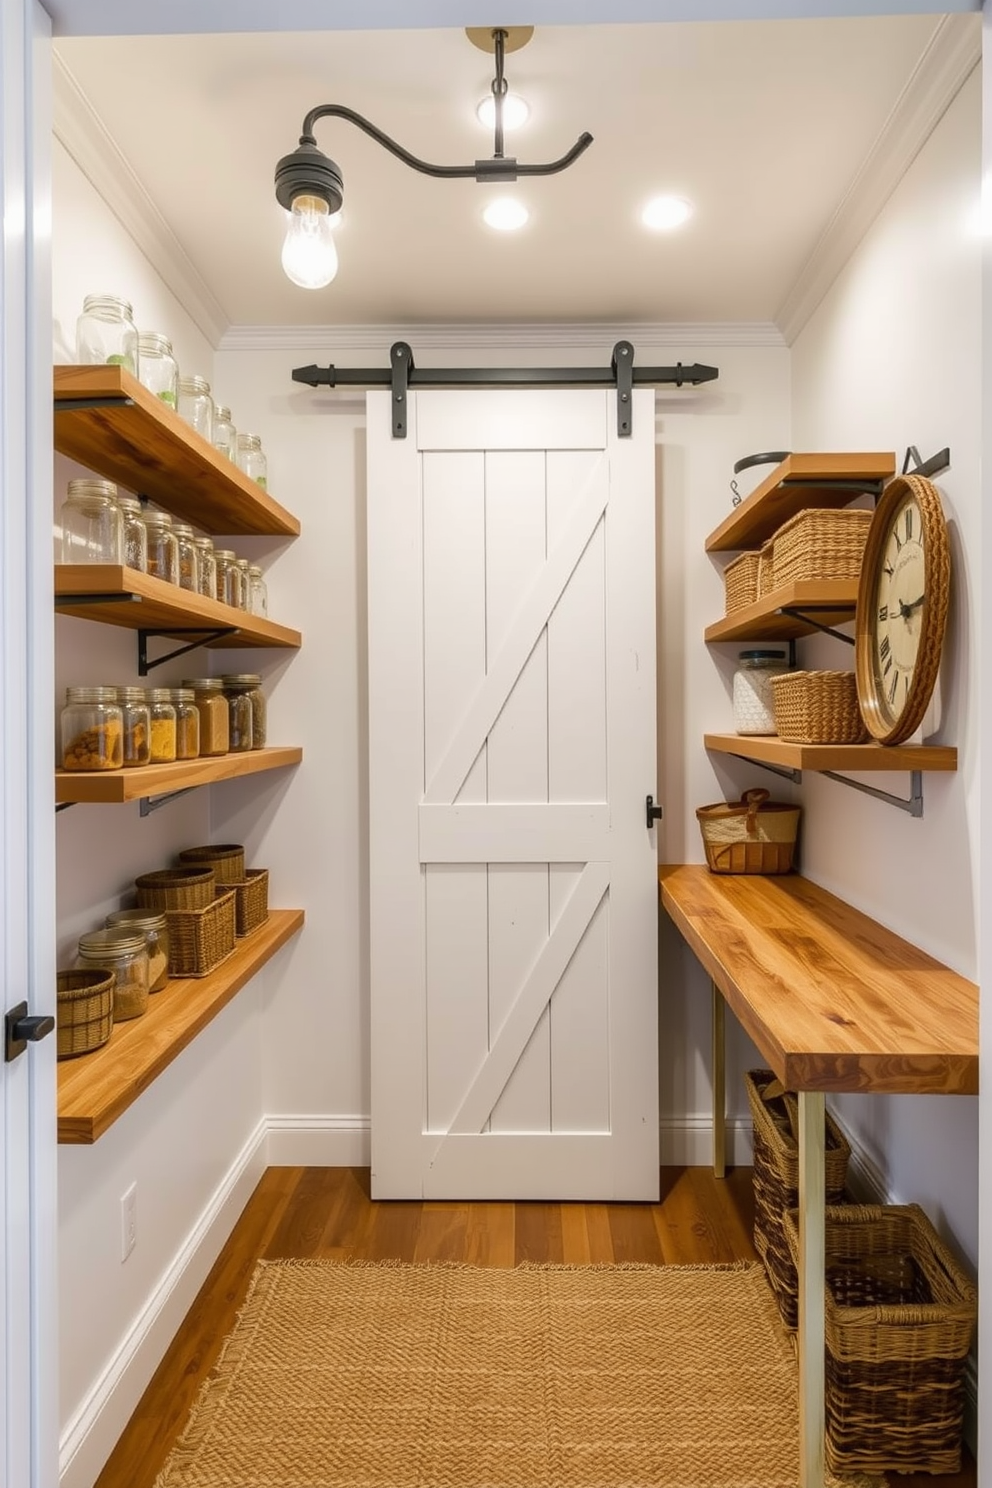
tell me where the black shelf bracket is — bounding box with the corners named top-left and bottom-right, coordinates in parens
top-left (779, 608), bottom-right (856, 646)
top-left (138, 786), bottom-right (197, 818)
top-left (903, 445), bottom-right (951, 480)
top-left (55, 801), bottom-right (76, 814)
top-left (54, 395), bottom-right (135, 412)
top-left (55, 592), bottom-right (142, 609)
top-left (138, 627), bottom-right (236, 676)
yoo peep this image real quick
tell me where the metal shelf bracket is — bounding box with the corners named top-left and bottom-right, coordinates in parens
top-left (54, 395), bottom-right (135, 412)
top-left (821, 768), bottom-right (924, 818)
top-left (903, 446), bottom-right (950, 481)
top-left (138, 786), bottom-right (197, 818)
top-left (138, 627), bottom-right (236, 676)
top-left (779, 607), bottom-right (856, 646)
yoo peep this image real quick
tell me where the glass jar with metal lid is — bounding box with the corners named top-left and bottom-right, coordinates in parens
top-left (235, 433), bottom-right (268, 490)
top-left (60, 478), bottom-right (124, 565)
top-left (137, 332), bottom-right (179, 409)
top-left (236, 558), bottom-right (252, 610)
top-left (105, 909), bottom-right (170, 993)
top-left (220, 676), bottom-right (254, 752)
top-left (168, 688), bottom-right (200, 760)
top-left (247, 564), bottom-right (268, 618)
top-left (193, 537), bottom-right (218, 601)
top-left (171, 521), bottom-right (200, 593)
top-left (146, 688), bottom-right (177, 763)
top-left (212, 406), bottom-right (237, 461)
top-left (214, 549), bottom-right (244, 609)
top-left (116, 494), bottom-right (148, 573)
top-left (182, 677), bottom-right (230, 756)
top-left (76, 927), bottom-right (149, 1021)
top-left (75, 294), bottom-right (138, 373)
top-left (221, 674), bottom-right (265, 749)
top-left (733, 650), bottom-right (790, 736)
top-left (144, 510), bottom-right (179, 585)
top-left (178, 375), bottom-right (214, 442)
top-left (114, 686), bottom-right (151, 768)
top-left (61, 687), bottom-right (124, 771)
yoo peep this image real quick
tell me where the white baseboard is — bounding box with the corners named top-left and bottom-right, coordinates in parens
top-left (58, 1117), bottom-right (268, 1488)
top-left (659, 1112), bottom-right (753, 1168)
top-left (266, 1113), bottom-right (371, 1166)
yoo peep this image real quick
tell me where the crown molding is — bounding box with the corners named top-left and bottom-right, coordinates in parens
top-left (776, 13), bottom-right (981, 345)
top-left (217, 321), bottom-right (786, 353)
top-left (52, 52), bottom-right (230, 349)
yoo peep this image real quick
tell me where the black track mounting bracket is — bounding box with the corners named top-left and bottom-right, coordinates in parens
top-left (613, 341), bottom-right (634, 438)
top-left (391, 341), bottom-right (413, 439)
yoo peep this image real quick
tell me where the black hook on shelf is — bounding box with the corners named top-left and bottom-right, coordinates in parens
top-left (902, 446), bottom-right (951, 480)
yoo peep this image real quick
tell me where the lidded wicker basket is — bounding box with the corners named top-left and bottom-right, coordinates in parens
top-left (770, 670), bottom-right (867, 745)
top-left (135, 867), bottom-right (215, 911)
top-left (696, 787), bottom-right (800, 875)
top-left (178, 844), bottom-right (245, 885)
top-left (56, 968), bottom-right (114, 1059)
top-left (770, 507), bottom-right (873, 588)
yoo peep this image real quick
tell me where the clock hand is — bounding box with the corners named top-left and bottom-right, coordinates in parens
top-left (903, 593), bottom-right (925, 614)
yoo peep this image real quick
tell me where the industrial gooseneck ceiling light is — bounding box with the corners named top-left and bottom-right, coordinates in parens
top-left (274, 26), bottom-right (594, 288)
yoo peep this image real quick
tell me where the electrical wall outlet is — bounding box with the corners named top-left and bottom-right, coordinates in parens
top-left (121, 1182), bottom-right (137, 1262)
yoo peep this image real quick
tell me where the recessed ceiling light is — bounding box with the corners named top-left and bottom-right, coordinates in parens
top-left (477, 93), bottom-right (530, 131)
top-left (641, 196), bottom-right (693, 231)
top-left (483, 198), bottom-right (529, 231)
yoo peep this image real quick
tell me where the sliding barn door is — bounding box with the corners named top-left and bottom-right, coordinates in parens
top-left (368, 388), bottom-right (658, 1200)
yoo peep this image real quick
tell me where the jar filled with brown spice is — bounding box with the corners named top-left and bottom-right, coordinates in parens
top-left (168, 688), bottom-right (200, 760)
top-left (182, 677), bottom-right (229, 756)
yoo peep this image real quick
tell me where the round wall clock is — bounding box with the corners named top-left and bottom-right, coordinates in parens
top-left (854, 472), bottom-right (950, 746)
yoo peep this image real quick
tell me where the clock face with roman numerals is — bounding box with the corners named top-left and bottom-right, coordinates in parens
top-left (855, 474), bottom-right (950, 747)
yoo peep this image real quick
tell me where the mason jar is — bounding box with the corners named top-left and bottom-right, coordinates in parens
top-left (193, 537), bottom-right (218, 601)
top-left (76, 928), bottom-right (149, 1021)
top-left (114, 686), bottom-right (151, 768)
top-left (146, 688), bottom-right (177, 763)
top-left (61, 686), bottom-right (124, 771)
top-left (75, 294), bottom-right (138, 373)
top-left (236, 558), bottom-right (252, 611)
top-left (169, 688), bottom-right (200, 760)
top-left (214, 549), bottom-right (243, 609)
top-left (172, 521), bottom-right (200, 593)
top-left (733, 650), bottom-right (790, 735)
top-left (137, 332), bottom-right (179, 410)
top-left (60, 478), bottom-right (124, 565)
top-left (116, 494), bottom-right (148, 573)
top-left (235, 433), bottom-right (268, 489)
top-left (105, 909), bottom-right (170, 992)
top-left (178, 375), bottom-right (214, 442)
top-left (221, 676), bottom-right (253, 752)
top-left (144, 511), bottom-right (179, 584)
top-left (248, 564), bottom-right (268, 618)
top-left (183, 677), bottom-right (229, 756)
top-left (212, 406), bottom-right (237, 461)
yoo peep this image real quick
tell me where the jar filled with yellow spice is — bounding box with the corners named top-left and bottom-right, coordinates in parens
top-left (168, 688), bottom-right (200, 760)
top-left (61, 686), bottom-right (123, 771)
top-left (146, 689), bottom-right (177, 763)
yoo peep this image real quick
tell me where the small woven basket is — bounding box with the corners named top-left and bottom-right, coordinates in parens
top-left (177, 844), bottom-right (246, 885)
top-left (782, 1204), bottom-right (977, 1475)
top-left (770, 670), bottom-right (868, 745)
top-left (757, 538), bottom-right (776, 597)
top-left (696, 787), bottom-right (800, 875)
top-left (135, 867), bottom-right (216, 912)
top-left (745, 1069), bottom-right (850, 1329)
top-left (56, 968), bottom-right (115, 1059)
top-left (723, 551), bottom-right (761, 614)
top-left (230, 868), bottom-right (269, 937)
top-left (163, 889), bottom-right (236, 977)
top-left (770, 507), bottom-right (873, 588)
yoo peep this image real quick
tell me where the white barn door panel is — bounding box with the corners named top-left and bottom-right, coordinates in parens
top-left (368, 389), bottom-right (658, 1200)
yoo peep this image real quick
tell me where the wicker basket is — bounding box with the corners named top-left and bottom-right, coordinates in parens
top-left (757, 538), bottom-right (776, 597)
top-left (723, 551), bottom-right (761, 614)
top-left (770, 507), bottom-right (873, 589)
top-left (782, 1204), bottom-right (977, 1474)
top-left (696, 787), bottom-right (800, 875)
top-left (770, 669), bottom-right (867, 745)
top-left (230, 868), bottom-right (269, 937)
top-left (746, 1070), bottom-right (850, 1329)
top-left (178, 844), bottom-right (246, 885)
top-left (163, 889), bottom-right (236, 977)
top-left (56, 968), bottom-right (114, 1059)
top-left (135, 867), bottom-right (216, 912)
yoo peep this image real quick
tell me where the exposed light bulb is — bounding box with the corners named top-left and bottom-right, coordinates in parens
top-left (477, 93), bottom-right (530, 131)
top-left (483, 197), bottom-right (529, 231)
top-left (641, 195), bottom-right (693, 231)
top-left (281, 194), bottom-right (339, 288)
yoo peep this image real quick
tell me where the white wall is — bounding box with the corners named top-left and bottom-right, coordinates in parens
top-left (790, 71), bottom-right (981, 1270)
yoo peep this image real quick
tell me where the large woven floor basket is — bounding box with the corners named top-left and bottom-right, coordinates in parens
top-left (696, 788), bottom-right (800, 875)
top-left (745, 1069), bottom-right (850, 1329)
top-left (783, 1203), bottom-right (977, 1475)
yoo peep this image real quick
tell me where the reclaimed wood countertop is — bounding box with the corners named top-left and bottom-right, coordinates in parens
top-left (659, 865), bottom-right (978, 1096)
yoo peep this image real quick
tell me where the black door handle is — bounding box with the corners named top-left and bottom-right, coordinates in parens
top-left (5, 1002), bottom-right (56, 1063)
top-left (646, 795), bottom-right (664, 830)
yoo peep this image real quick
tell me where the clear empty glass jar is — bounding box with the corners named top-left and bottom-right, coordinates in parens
top-left (237, 558), bottom-right (252, 609)
top-left (183, 677), bottom-right (229, 756)
top-left (212, 406), bottom-right (237, 461)
top-left (193, 537), bottom-right (218, 601)
top-left (76, 928), bottom-right (149, 1021)
top-left (116, 494), bottom-right (148, 573)
top-left (221, 676), bottom-right (253, 752)
top-left (248, 564), bottom-right (268, 617)
top-left (137, 332), bottom-right (179, 409)
top-left (114, 686), bottom-right (151, 767)
top-left (146, 689), bottom-right (177, 763)
top-left (172, 521), bottom-right (200, 593)
top-left (214, 549), bottom-right (243, 609)
top-left (105, 909), bottom-right (170, 992)
top-left (169, 688), bottom-right (200, 760)
top-left (61, 686), bottom-right (124, 771)
top-left (144, 511), bottom-right (179, 585)
top-left (733, 650), bottom-right (790, 735)
top-left (75, 294), bottom-right (138, 373)
top-left (178, 375), bottom-right (214, 442)
top-left (235, 433), bottom-right (267, 489)
top-left (60, 478), bottom-right (124, 565)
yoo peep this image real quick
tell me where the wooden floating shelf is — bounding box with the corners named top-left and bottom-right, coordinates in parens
top-left (56, 745), bottom-right (303, 804)
top-left (705, 581), bottom-right (859, 642)
top-left (55, 565), bottom-right (301, 650)
top-left (58, 909), bottom-right (305, 1143)
top-left (706, 453), bottom-right (896, 552)
top-left (704, 733), bottom-right (957, 773)
top-left (54, 365), bottom-right (300, 538)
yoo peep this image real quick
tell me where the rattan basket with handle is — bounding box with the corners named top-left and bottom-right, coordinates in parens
top-left (56, 968), bottom-right (114, 1059)
top-left (723, 551), bottom-right (761, 614)
top-left (770, 669), bottom-right (868, 745)
top-left (771, 506), bottom-right (873, 588)
top-left (696, 787), bottom-right (800, 875)
top-left (178, 844), bottom-right (246, 885)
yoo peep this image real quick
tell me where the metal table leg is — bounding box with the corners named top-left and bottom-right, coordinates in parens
top-left (711, 981), bottom-right (726, 1179)
top-left (798, 1090), bottom-right (826, 1488)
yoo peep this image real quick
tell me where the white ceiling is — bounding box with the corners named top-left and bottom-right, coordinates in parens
top-left (52, 14), bottom-right (981, 337)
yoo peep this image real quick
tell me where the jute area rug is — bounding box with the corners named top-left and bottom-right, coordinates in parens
top-left (154, 1259), bottom-right (879, 1488)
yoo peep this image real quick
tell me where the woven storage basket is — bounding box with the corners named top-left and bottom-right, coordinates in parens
top-left (745, 1069), bottom-right (850, 1329)
top-left (230, 868), bottom-right (269, 937)
top-left (56, 968), bottom-right (114, 1059)
top-left (178, 844), bottom-right (246, 885)
top-left (163, 889), bottom-right (236, 977)
top-left (782, 1204), bottom-right (977, 1475)
top-left (723, 551), bottom-right (761, 615)
top-left (696, 787), bottom-right (800, 875)
top-left (770, 669), bottom-right (868, 745)
top-left (135, 867), bottom-right (216, 912)
top-left (757, 538), bottom-right (776, 597)
top-left (771, 507), bottom-right (873, 589)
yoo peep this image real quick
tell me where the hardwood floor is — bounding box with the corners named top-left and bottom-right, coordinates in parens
top-left (93, 1165), bottom-right (975, 1488)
